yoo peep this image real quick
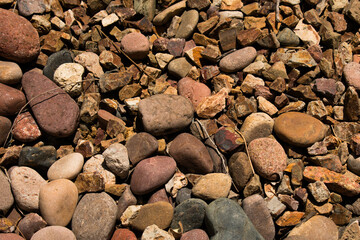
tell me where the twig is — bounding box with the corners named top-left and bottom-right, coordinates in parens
top-left (275, 0), bottom-right (281, 24)
top-left (233, 128), bottom-right (256, 176)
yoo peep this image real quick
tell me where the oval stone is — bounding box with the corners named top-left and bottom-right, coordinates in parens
top-left (0, 170), bottom-right (14, 214)
top-left (53, 63), bottom-right (84, 97)
top-left (0, 83), bottom-right (26, 116)
top-left (121, 32), bottom-right (149, 60)
top-left (219, 47), bottom-right (257, 73)
top-left (343, 62), bottom-right (360, 91)
top-left (0, 233), bottom-right (24, 240)
top-left (39, 179), bottom-right (78, 226)
top-left (17, 213), bottom-right (47, 240)
top-left (130, 156), bottom-right (177, 195)
top-left (8, 166), bottom-right (46, 212)
top-left (138, 94), bottom-right (194, 136)
top-left (47, 153), bottom-right (84, 180)
top-left (72, 192), bottom-right (117, 240)
top-left (178, 77), bottom-right (211, 108)
top-left (169, 133), bottom-right (213, 174)
top-left (22, 70), bottom-right (80, 137)
top-left (12, 112), bottom-right (41, 143)
top-left (0, 116), bottom-right (11, 146)
top-left (248, 137), bottom-right (287, 181)
top-left (175, 10), bottom-right (199, 39)
top-left (103, 143), bottom-right (130, 179)
top-left (0, 61), bottom-right (22, 85)
top-left (0, 9), bottom-right (40, 63)
top-left (111, 229), bottom-right (137, 240)
top-left (239, 112), bottom-right (274, 143)
top-left (192, 173), bottom-right (232, 200)
top-left (181, 229), bottom-right (209, 240)
top-left (125, 132), bottom-right (158, 165)
top-left (30, 226), bottom-right (76, 240)
top-left (274, 112), bottom-right (327, 147)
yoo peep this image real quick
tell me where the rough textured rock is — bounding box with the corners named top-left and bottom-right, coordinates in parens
top-left (103, 143), bottom-right (130, 179)
top-left (0, 9), bottom-right (40, 63)
top-left (22, 71), bottom-right (80, 138)
top-left (17, 213), bottom-right (47, 240)
top-left (138, 94), bottom-right (194, 136)
top-left (121, 32), bottom-right (150, 60)
top-left (43, 50), bottom-right (73, 80)
top-left (19, 145), bottom-right (56, 174)
top-left (125, 132), bottom-right (158, 165)
top-left (12, 112), bottom-right (42, 142)
top-left (178, 77), bottom-right (211, 108)
top-left (0, 61), bottom-right (22, 85)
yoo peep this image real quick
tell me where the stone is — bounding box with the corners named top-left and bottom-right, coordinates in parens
top-left (240, 74), bottom-right (265, 94)
top-left (169, 133), bottom-right (213, 174)
top-left (0, 83), bottom-right (26, 116)
top-left (197, 16), bottom-right (219, 35)
top-left (141, 225), bottom-right (175, 240)
top-left (287, 50), bottom-right (317, 68)
top-left (214, 126), bottom-right (243, 153)
top-left (344, 62), bottom-right (360, 91)
top-left (0, 170), bottom-right (13, 215)
top-left (19, 146), bottom-right (56, 174)
top-left (178, 77), bottom-right (211, 108)
top-left (17, 0), bottom-right (46, 16)
top-left (306, 100), bottom-right (328, 119)
top-left (8, 166), bottom-right (46, 212)
top-left (72, 192), bottom-right (117, 240)
top-left (307, 181), bottom-right (330, 203)
top-left (0, 9), bottom-right (40, 63)
top-left (344, 0), bottom-right (360, 25)
top-left (308, 154), bottom-right (343, 173)
top-left (17, 213), bottom-right (46, 240)
top-left (330, 203), bottom-right (352, 225)
top-left (117, 184), bottom-right (137, 220)
top-left (47, 152), bottom-right (84, 180)
top-left (219, 47), bottom-right (257, 73)
top-left (257, 96), bottom-right (278, 116)
top-left (111, 228), bottom-right (136, 240)
top-left (205, 198), bottom-right (264, 240)
top-left (74, 52), bottom-right (104, 78)
top-left (170, 198), bottom-right (207, 232)
top-left (138, 94), bottom-right (194, 136)
top-left (229, 152), bottom-right (253, 190)
top-left (248, 138), bottom-right (287, 181)
top-left (276, 211), bottom-right (304, 226)
top-left (196, 88), bottom-right (228, 118)
top-left (242, 194), bottom-right (275, 240)
top-left (31, 226), bottom-right (76, 240)
top-left (53, 63), bottom-right (84, 97)
top-left (43, 50), bottom-right (74, 80)
top-left (167, 38), bottom-right (186, 57)
top-left (103, 143), bottom-right (129, 179)
top-left (153, 0), bottom-right (186, 25)
top-left (99, 50), bottom-right (123, 70)
top-left (22, 71), bottom-right (80, 138)
top-left (125, 132), bottom-right (158, 165)
top-left (0, 61), bottom-right (22, 85)
top-left (12, 112), bottom-right (41, 143)
top-left (192, 173), bottom-right (231, 200)
top-left (274, 112), bottom-right (327, 147)
top-left (74, 172), bottom-right (105, 193)
top-left (121, 32), bottom-right (149, 60)
top-left (333, 122), bottom-right (360, 142)
top-left (348, 156), bottom-right (360, 176)
top-left (340, 221), bottom-right (360, 240)
top-left (167, 57), bottom-right (193, 79)
top-left (239, 112), bottom-right (274, 143)
top-left (0, 234), bottom-right (24, 240)
top-left (101, 13), bottom-right (119, 27)
top-left (175, 10), bottom-right (199, 39)
top-left (266, 196), bottom-right (286, 218)
top-left (130, 156), bottom-right (176, 195)
top-left (277, 28), bottom-right (300, 47)
top-left (181, 229), bottom-right (209, 240)
top-left (294, 19), bottom-right (320, 46)
top-left (130, 201), bottom-right (174, 231)
top-left (83, 154), bottom-right (116, 185)
top-left (39, 179), bottom-right (78, 226)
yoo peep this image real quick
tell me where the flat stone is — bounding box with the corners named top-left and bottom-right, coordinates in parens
top-left (344, 62), bottom-right (360, 91)
top-left (19, 146), bottom-right (56, 175)
top-left (74, 52), bottom-right (104, 78)
top-left (43, 50), bottom-right (73, 80)
top-left (240, 112), bottom-right (274, 143)
top-left (18, 0), bottom-right (46, 17)
top-left (103, 143), bottom-right (129, 179)
top-left (0, 61), bottom-right (22, 85)
top-left (175, 10), bottom-right (199, 39)
top-left (31, 226), bottom-right (76, 240)
top-left (307, 181), bottom-right (330, 203)
top-left (138, 94), bottom-right (194, 136)
top-left (0, 9), bottom-right (40, 63)
top-left (219, 47), bottom-right (257, 73)
top-left (72, 192), bottom-right (117, 240)
top-left (125, 132), bottom-right (158, 165)
top-left (121, 32), bottom-right (150, 60)
top-left (47, 152), bottom-right (84, 180)
top-left (0, 116), bottom-right (11, 146)
top-left (248, 138), bottom-right (287, 181)
top-left (229, 152), bottom-right (253, 190)
top-left (153, 0), bottom-right (186, 25)
top-left (192, 173), bottom-right (232, 200)
top-left (53, 63), bottom-right (84, 97)
top-left (39, 179), bottom-right (78, 226)
top-left (17, 213), bottom-right (46, 240)
top-left (294, 19), bottom-right (320, 46)
top-left (196, 88), bottom-right (228, 118)
top-left (22, 71), bottom-right (80, 138)
top-left (130, 156), bottom-right (177, 195)
top-left (0, 83), bottom-right (26, 116)
top-left (274, 112), bottom-right (327, 147)
top-left (276, 211), bottom-right (304, 226)
top-left (169, 133), bottom-right (213, 174)
top-left (0, 170), bottom-right (13, 215)
top-left (74, 172), bottom-right (105, 193)
top-left (8, 166), bottom-right (46, 212)
top-left (12, 112), bottom-right (41, 143)
top-left (141, 225), bottom-right (175, 240)
top-left (167, 57), bottom-right (193, 79)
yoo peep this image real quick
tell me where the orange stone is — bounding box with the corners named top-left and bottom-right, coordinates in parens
top-left (276, 211), bottom-right (305, 227)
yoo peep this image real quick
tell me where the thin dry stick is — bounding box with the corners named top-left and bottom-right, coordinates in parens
top-left (233, 128), bottom-right (256, 176)
top-left (95, 26), bottom-right (157, 82)
top-left (275, 0), bottom-right (281, 24)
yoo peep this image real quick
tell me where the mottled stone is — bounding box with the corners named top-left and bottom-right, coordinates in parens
top-left (17, 213), bottom-right (46, 240)
top-left (196, 88), bottom-right (228, 118)
top-left (0, 61), bottom-right (22, 85)
top-left (181, 229), bottom-right (209, 240)
top-left (43, 50), bottom-right (73, 80)
top-left (125, 132), bottom-right (158, 165)
top-left (219, 47), bottom-right (257, 73)
top-left (229, 152), bottom-right (253, 190)
top-left (239, 112), bottom-right (274, 143)
top-left (121, 32), bottom-right (150, 60)
top-left (103, 143), bottom-right (130, 179)
top-left (178, 77), bottom-right (211, 108)
top-left (12, 112), bottom-right (41, 143)
top-left (153, 1), bottom-right (186, 25)
top-left (192, 173), bottom-right (232, 200)
top-left (31, 226), bottom-right (76, 240)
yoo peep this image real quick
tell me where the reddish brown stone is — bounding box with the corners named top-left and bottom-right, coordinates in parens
top-left (0, 233), bottom-right (25, 240)
top-left (0, 116), bottom-right (11, 147)
top-left (148, 188), bottom-right (171, 204)
top-left (12, 112), bottom-right (41, 143)
top-left (17, 213), bottom-right (47, 240)
top-left (350, 133), bottom-right (360, 156)
top-left (181, 229), bottom-right (209, 240)
top-left (111, 228), bottom-right (136, 240)
top-left (125, 132), bottom-right (158, 165)
top-left (178, 77), bottom-right (211, 108)
top-left (237, 28), bottom-right (262, 46)
top-left (214, 126), bottom-right (244, 153)
top-left (167, 38), bottom-right (185, 57)
top-left (97, 109), bottom-right (126, 130)
top-left (0, 83), bottom-right (26, 116)
top-left (276, 211), bottom-right (304, 227)
top-left (307, 44), bottom-right (323, 63)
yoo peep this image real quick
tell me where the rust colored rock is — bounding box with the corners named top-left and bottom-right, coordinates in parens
top-left (0, 83), bottom-right (26, 116)
top-left (17, 213), bottom-right (47, 240)
top-left (120, 32), bottom-right (149, 60)
top-left (74, 172), bottom-right (105, 193)
top-left (276, 211), bottom-right (304, 227)
top-left (0, 9), bottom-right (40, 63)
top-left (22, 71), bottom-right (79, 137)
top-left (125, 132), bottom-right (158, 165)
top-left (111, 228), bottom-right (137, 240)
top-left (178, 77), bottom-right (211, 108)
top-left (0, 234), bottom-right (25, 240)
top-left (12, 112), bottom-right (41, 142)
top-left (214, 126), bottom-right (244, 153)
top-left (181, 229), bottom-right (209, 240)
top-left (0, 116), bottom-right (11, 146)
top-left (303, 166), bottom-right (360, 197)
top-left (169, 133), bottom-right (213, 174)
top-left (350, 133), bottom-right (360, 156)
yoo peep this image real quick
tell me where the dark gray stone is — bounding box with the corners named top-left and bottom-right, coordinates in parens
top-left (19, 146), bottom-right (57, 175)
top-left (176, 188), bottom-right (192, 205)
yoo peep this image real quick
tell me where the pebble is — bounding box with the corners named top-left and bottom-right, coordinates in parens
top-left (0, 83), bottom-right (26, 116)
top-left (340, 221), bottom-right (360, 240)
top-left (39, 179), bottom-right (78, 227)
top-left (286, 215), bottom-right (338, 240)
top-left (153, 0), bottom-right (186, 25)
top-left (125, 132), bottom-right (158, 165)
top-left (229, 152), bottom-right (253, 190)
top-left (43, 50), bottom-right (73, 80)
top-left (0, 170), bottom-right (13, 214)
top-left (141, 225), bottom-right (175, 240)
top-left (276, 211), bottom-right (304, 226)
top-left (343, 62), bottom-right (360, 91)
top-left (214, 126), bottom-right (244, 153)
top-left (242, 194), bottom-right (275, 240)
top-left (219, 47), bottom-right (257, 72)
top-left (277, 28), bottom-right (300, 47)
top-left (74, 52), bottom-right (104, 78)
top-left (274, 112), bottom-right (327, 147)
top-left (0, 61), bottom-right (22, 84)
top-left (53, 63), bottom-right (84, 97)
top-left (148, 188), bottom-right (170, 204)
top-left (22, 71), bottom-right (80, 138)
top-left (347, 156), bottom-right (360, 176)
top-left (121, 32), bottom-right (150, 60)
top-left (0, 234), bottom-right (24, 240)
top-left (239, 112), bottom-right (274, 144)
top-left (138, 94), bottom-right (194, 136)
top-left (170, 198), bottom-right (207, 232)
top-left (83, 154), bottom-right (116, 185)
top-left (17, 0), bottom-right (46, 17)
top-left (47, 152), bottom-right (84, 180)
top-left (103, 143), bottom-right (130, 179)
top-left (12, 112), bottom-right (41, 143)
top-left (72, 192), bottom-right (117, 240)
top-left (196, 88), bottom-right (229, 118)
top-left (8, 166), bottom-right (46, 212)
top-left (180, 229), bottom-right (209, 240)
top-left (248, 137), bottom-right (287, 181)
top-left (19, 146), bottom-right (56, 174)
top-left (0, 116), bottom-right (11, 146)
top-left (0, 9), bottom-right (40, 63)
top-left (17, 213), bottom-right (47, 240)
top-left (117, 184), bottom-right (137, 219)
top-left (111, 228), bottom-right (137, 240)
top-left (167, 57), bottom-right (193, 79)
top-left (169, 133), bottom-right (213, 174)
top-left (192, 173), bottom-right (232, 200)
top-left (178, 77), bottom-right (211, 108)
top-left (30, 226), bottom-right (76, 240)
top-left (205, 198), bottom-right (264, 240)
top-left (176, 10), bottom-right (199, 39)
top-left (130, 156), bottom-right (177, 195)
